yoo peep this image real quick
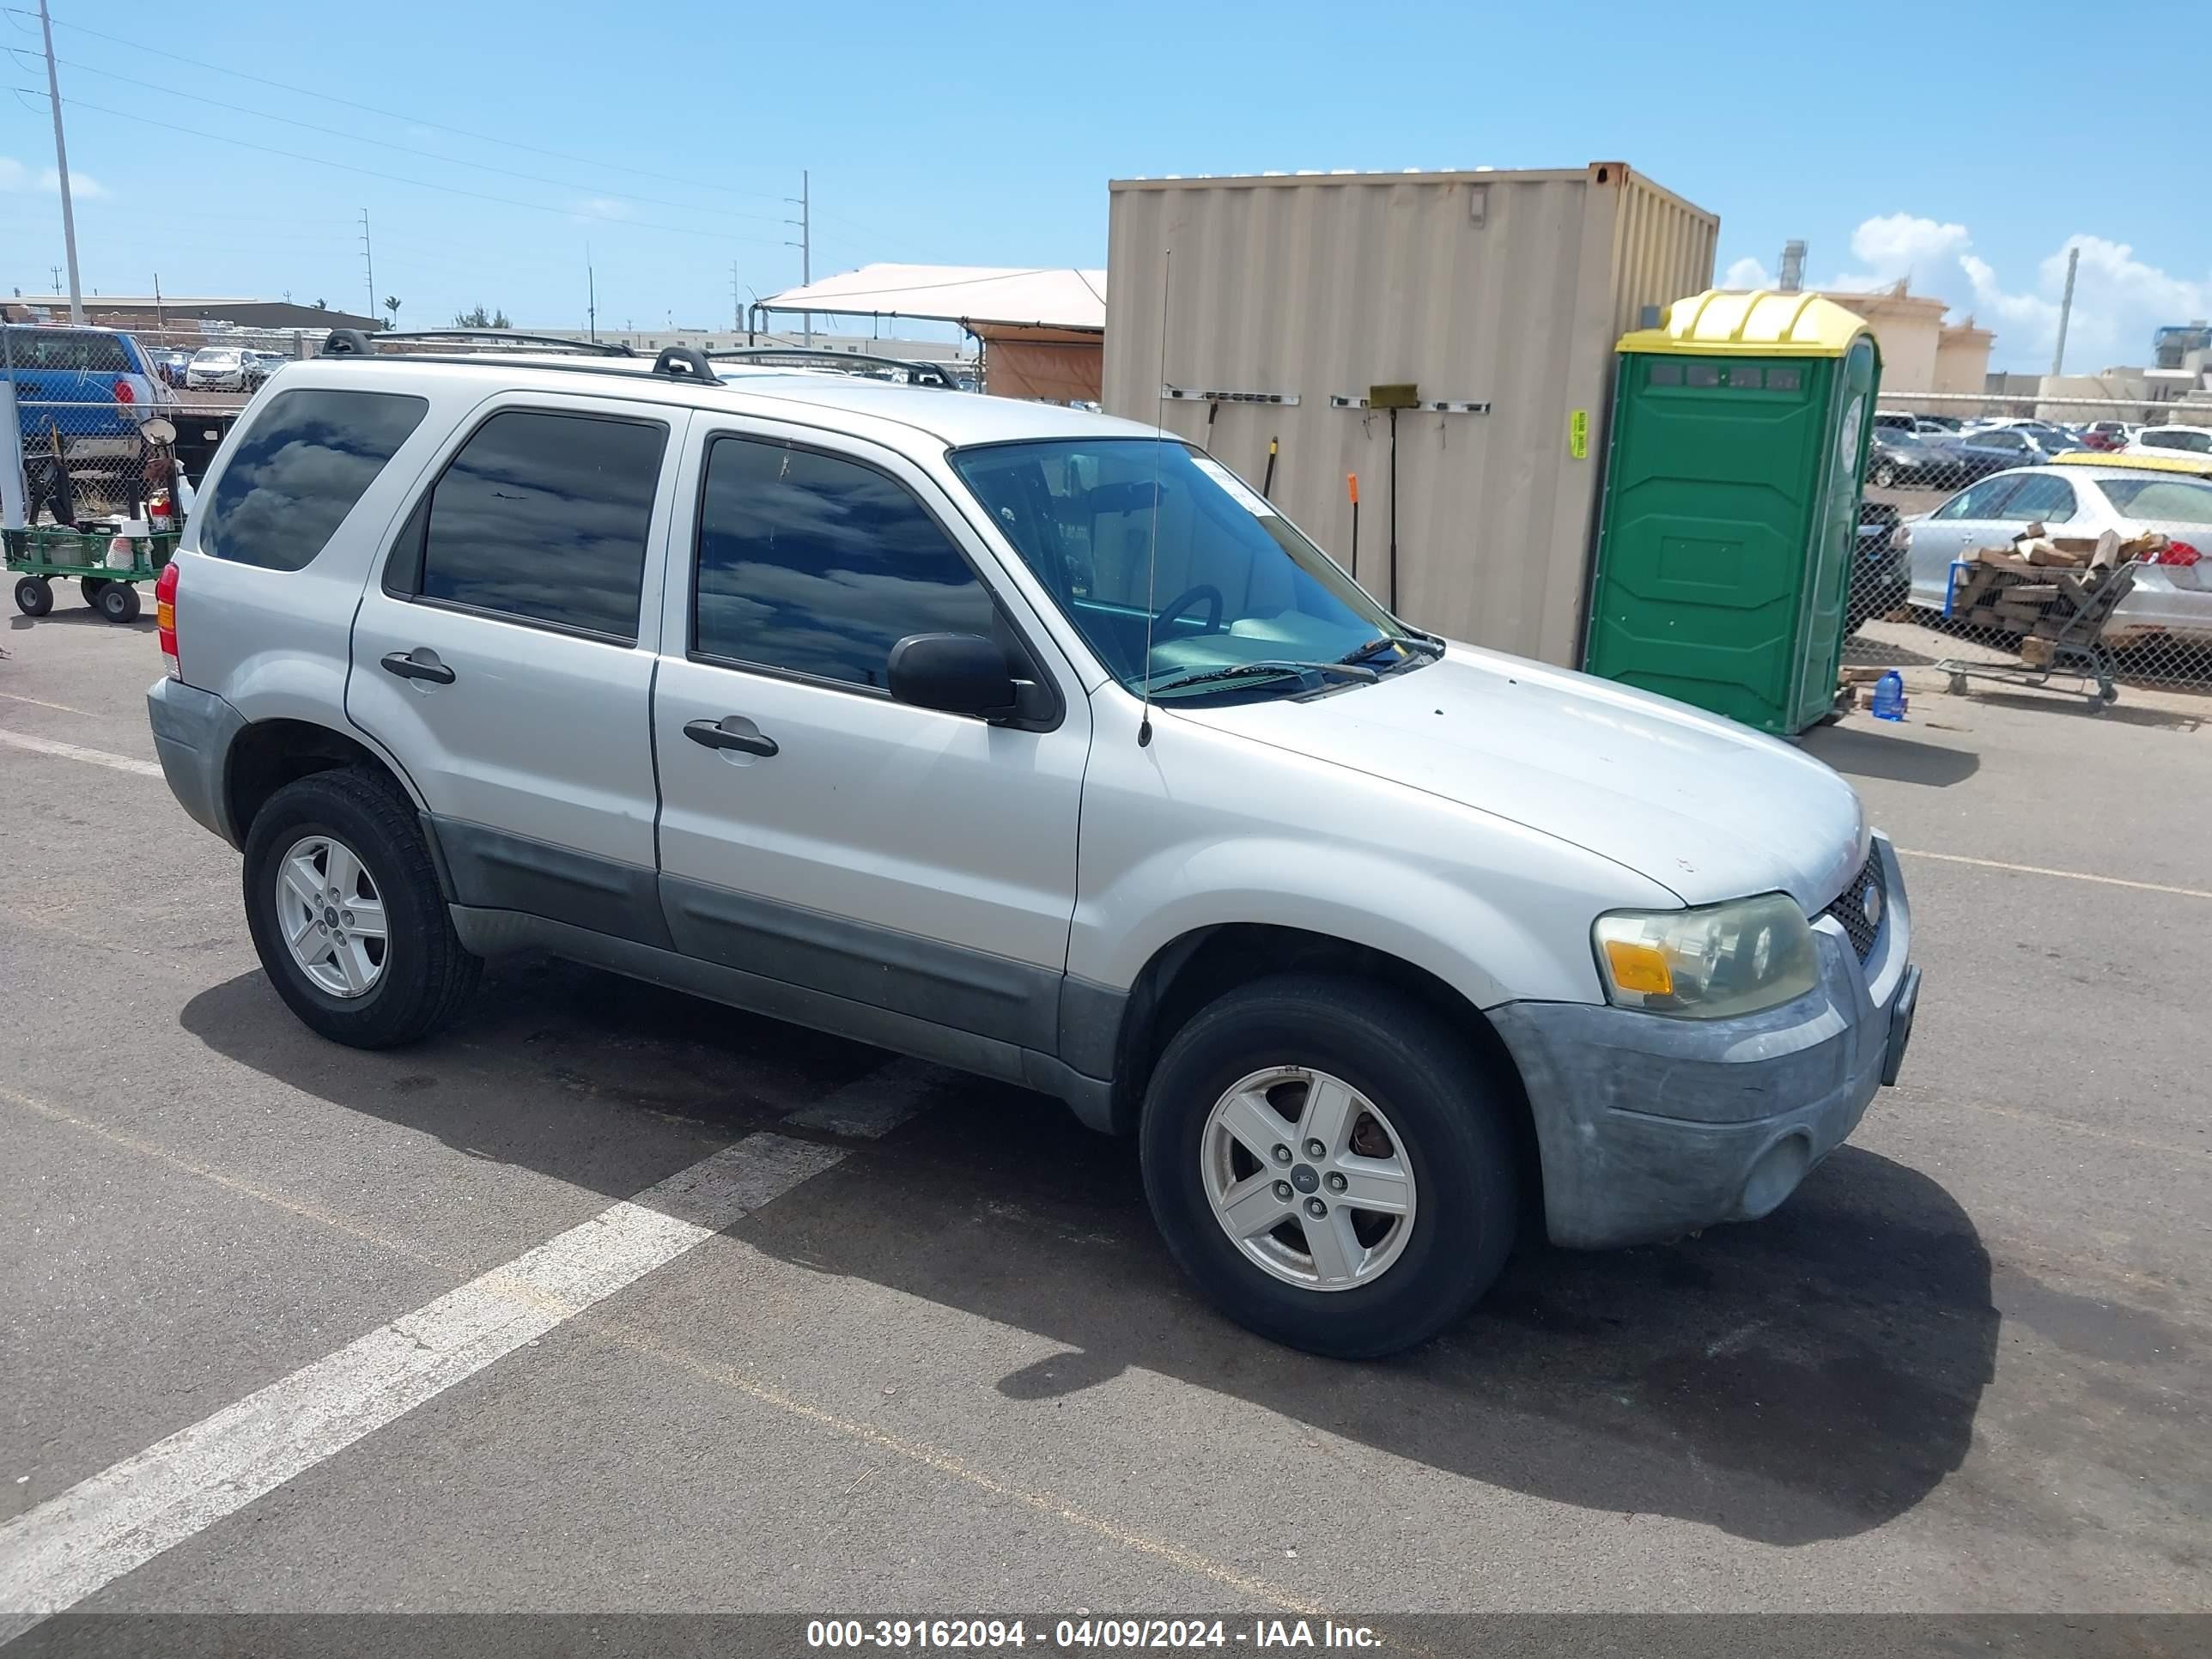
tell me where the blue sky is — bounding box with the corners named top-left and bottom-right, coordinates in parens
top-left (0, 0), bottom-right (2203, 371)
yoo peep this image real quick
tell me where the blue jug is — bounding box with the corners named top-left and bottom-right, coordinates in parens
top-left (1870, 670), bottom-right (1906, 722)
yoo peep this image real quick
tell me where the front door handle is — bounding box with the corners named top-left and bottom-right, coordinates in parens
top-left (684, 716), bottom-right (778, 758)
top-left (381, 649), bottom-right (456, 685)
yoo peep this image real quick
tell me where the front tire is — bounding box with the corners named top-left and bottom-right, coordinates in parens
top-left (1139, 974), bottom-right (1520, 1358)
top-left (242, 768), bottom-right (480, 1048)
top-left (14, 575), bottom-right (52, 617)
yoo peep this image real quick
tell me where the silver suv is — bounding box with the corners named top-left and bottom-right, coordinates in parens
top-left (148, 334), bottom-right (1920, 1357)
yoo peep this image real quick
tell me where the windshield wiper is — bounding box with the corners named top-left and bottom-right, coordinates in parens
top-left (1337, 634), bottom-right (1444, 666)
top-left (1144, 659), bottom-right (1381, 696)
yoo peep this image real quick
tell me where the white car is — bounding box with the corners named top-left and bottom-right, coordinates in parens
top-left (144, 332), bottom-right (1919, 1357)
top-left (2129, 424), bottom-right (2212, 457)
top-left (184, 346), bottom-right (254, 392)
top-left (1901, 461), bottom-right (2212, 638)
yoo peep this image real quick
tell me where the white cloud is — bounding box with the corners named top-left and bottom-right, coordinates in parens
top-left (1722, 254), bottom-right (1772, 289)
top-left (1773, 213), bottom-right (2212, 371)
top-left (571, 197), bottom-right (629, 222)
top-left (0, 155), bottom-right (110, 198)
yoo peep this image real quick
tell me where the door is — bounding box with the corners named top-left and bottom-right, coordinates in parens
top-left (348, 393), bottom-right (684, 945)
top-left (652, 422), bottom-right (1090, 1054)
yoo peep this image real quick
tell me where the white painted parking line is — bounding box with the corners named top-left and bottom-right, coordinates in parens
top-left (1897, 846), bottom-right (2212, 902)
top-left (783, 1055), bottom-right (951, 1139)
top-left (0, 1132), bottom-right (842, 1633)
top-left (0, 728), bottom-right (161, 779)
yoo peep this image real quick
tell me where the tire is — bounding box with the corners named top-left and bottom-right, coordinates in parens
top-left (80, 576), bottom-right (109, 606)
top-left (14, 575), bottom-right (52, 617)
top-left (241, 768), bottom-right (481, 1048)
top-left (1139, 973), bottom-right (1520, 1358)
top-left (97, 581), bottom-right (140, 623)
top-left (1873, 464), bottom-right (1899, 489)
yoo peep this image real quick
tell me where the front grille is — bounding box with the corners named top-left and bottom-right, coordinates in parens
top-left (1821, 849), bottom-right (1886, 963)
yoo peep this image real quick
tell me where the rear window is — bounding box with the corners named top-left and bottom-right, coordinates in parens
top-left (3, 327), bottom-right (133, 374)
top-left (2100, 477), bottom-right (2212, 526)
top-left (200, 388), bottom-right (428, 572)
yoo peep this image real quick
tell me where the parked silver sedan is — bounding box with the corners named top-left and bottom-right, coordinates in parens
top-left (1902, 460), bottom-right (2212, 641)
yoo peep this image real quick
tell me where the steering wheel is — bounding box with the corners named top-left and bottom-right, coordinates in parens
top-left (1155, 583), bottom-right (1224, 634)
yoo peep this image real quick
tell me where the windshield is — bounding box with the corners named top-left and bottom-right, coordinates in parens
top-left (193, 349), bottom-right (240, 363)
top-left (950, 439), bottom-right (1419, 698)
top-left (2099, 477), bottom-right (2212, 525)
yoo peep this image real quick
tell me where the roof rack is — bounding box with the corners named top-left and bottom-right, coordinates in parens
top-left (706, 346), bottom-right (964, 391)
top-left (318, 328), bottom-right (720, 387)
top-left (321, 327), bottom-right (636, 357)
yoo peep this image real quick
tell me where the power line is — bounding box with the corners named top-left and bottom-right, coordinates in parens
top-left (4, 48), bottom-right (787, 228)
top-left (9, 88), bottom-right (790, 248)
top-left (3, 7), bottom-right (792, 205)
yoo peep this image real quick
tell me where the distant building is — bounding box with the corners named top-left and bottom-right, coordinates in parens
top-left (5, 295), bottom-right (382, 333)
top-left (521, 325), bottom-right (975, 365)
top-left (1813, 281), bottom-right (1993, 397)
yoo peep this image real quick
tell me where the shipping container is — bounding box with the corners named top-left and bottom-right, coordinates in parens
top-left (1103, 164), bottom-right (1717, 665)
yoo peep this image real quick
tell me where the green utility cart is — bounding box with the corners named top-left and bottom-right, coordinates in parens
top-left (7, 524), bottom-right (179, 624)
top-left (1583, 289), bottom-right (1881, 735)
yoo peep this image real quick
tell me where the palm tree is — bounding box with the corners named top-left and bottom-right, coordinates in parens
top-left (382, 295), bottom-right (401, 331)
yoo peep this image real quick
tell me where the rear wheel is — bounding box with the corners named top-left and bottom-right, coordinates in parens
top-left (14, 576), bottom-right (52, 617)
top-left (1873, 463), bottom-right (1899, 489)
top-left (97, 581), bottom-right (140, 623)
top-left (1139, 974), bottom-right (1520, 1358)
top-left (242, 768), bottom-right (480, 1048)
top-left (80, 576), bottom-right (109, 606)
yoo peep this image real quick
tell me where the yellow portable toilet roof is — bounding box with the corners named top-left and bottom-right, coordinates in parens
top-left (1618, 289), bottom-right (1874, 357)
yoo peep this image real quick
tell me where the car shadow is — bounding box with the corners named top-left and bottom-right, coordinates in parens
top-left (1802, 723), bottom-right (1982, 787)
top-left (6, 609), bottom-right (157, 634)
top-left (181, 955), bottom-right (1997, 1549)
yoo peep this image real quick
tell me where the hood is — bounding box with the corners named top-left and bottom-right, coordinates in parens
top-left (1174, 645), bottom-right (1868, 911)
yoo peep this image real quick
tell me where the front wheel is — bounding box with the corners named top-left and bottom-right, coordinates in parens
top-left (1139, 974), bottom-right (1520, 1358)
top-left (241, 768), bottom-right (481, 1048)
top-left (14, 575), bottom-right (52, 617)
top-left (1873, 463), bottom-right (1899, 489)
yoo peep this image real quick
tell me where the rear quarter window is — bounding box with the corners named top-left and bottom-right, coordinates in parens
top-left (3, 327), bottom-right (134, 374)
top-left (199, 388), bottom-right (428, 572)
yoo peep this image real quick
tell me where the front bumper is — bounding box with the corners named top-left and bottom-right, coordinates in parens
top-left (147, 677), bottom-right (246, 847)
top-left (1489, 834), bottom-right (1918, 1250)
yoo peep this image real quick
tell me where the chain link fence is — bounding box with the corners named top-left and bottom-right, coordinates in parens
top-left (0, 322), bottom-right (329, 528)
top-left (1844, 392), bottom-right (2212, 702)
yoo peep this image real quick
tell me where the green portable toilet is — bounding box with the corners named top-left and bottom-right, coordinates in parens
top-left (1583, 289), bottom-right (1881, 735)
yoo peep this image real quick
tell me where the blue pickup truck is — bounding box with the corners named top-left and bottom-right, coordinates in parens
top-left (3, 321), bottom-right (172, 517)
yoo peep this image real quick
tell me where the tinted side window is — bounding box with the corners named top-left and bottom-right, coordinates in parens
top-left (694, 437), bottom-right (997, 689)
top-left (1932, 477), bottom-right (2020, 521)
top-left (1998, 476), bottom-right (2076, 524)
top-left (416, 410), bottom-right (665, 641)
top-left (201, 388), bottom-right (428, 571)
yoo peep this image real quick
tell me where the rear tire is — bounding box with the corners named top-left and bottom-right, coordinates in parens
top-left (80, 576), bottom-right (109, 606)
top-left (97, 581), bottom-right (140, 623)
top-left (1139, 973), bottom-right (1520, 1358)
top-left (241, 768), bottom-right (480, 1048)
top-left (14, 576), bottom-right (52, 617)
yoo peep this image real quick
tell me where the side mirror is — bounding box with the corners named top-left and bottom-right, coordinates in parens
top-left (888, 632), bottom-right (1019, 720)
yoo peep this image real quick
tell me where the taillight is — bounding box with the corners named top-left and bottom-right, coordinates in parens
top-left (2158, 540), bottom-right (2202, 567)
top-left (112, 378), bottom-right (135, 406)
top-left (156, 559), bottom-right (179, 674)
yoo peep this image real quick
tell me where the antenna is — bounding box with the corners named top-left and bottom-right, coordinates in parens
top-left (1137, 250), bottom-right (1170, 750)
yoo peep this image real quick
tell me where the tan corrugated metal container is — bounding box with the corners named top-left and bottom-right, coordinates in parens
top-left (1103, 163), bottom-right (1717, 665)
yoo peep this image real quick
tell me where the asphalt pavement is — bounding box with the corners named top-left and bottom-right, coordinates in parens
top-left (1, 608), bottom-right (2205, 1641)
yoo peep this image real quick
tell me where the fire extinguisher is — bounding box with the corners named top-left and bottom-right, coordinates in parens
top-left (149, 489), bottom-right (174, 533)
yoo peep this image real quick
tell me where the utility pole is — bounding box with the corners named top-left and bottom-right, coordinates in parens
top-left (586, 245), bottom-right (597, 343)
top-left (38, 0), bottom-right (83, 325)
top-left (51, 266), bottom-right (61, 296)
top-left (359, 210), bottom-right (377, 328)
top-left (786, 169), bottom-right (811, 344)
top-left (2051, 244), bottom-right (2080, 378)
top-left (153, 271), bottom-right (163, 330)
top-left (731, 261), bottom-right (740, 333)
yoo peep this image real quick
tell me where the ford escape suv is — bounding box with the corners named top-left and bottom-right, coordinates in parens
top-left (148, 333), bottom-right (1921, 1358)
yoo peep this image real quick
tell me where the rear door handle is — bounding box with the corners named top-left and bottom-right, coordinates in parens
top-left (684, 716), bottom-right (778, 758)
top-left (381, 649), bottom-right (455, 685)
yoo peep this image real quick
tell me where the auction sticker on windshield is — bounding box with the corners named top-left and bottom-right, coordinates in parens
top-left (1190, 454), bottom-right (1278, 518)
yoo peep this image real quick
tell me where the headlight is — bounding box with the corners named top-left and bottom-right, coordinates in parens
top-left (1592, 893), bottom-right (1820, 1019)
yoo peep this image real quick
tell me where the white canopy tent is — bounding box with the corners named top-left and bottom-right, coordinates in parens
top-left (757, 264), bottom-right (1107, 400)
